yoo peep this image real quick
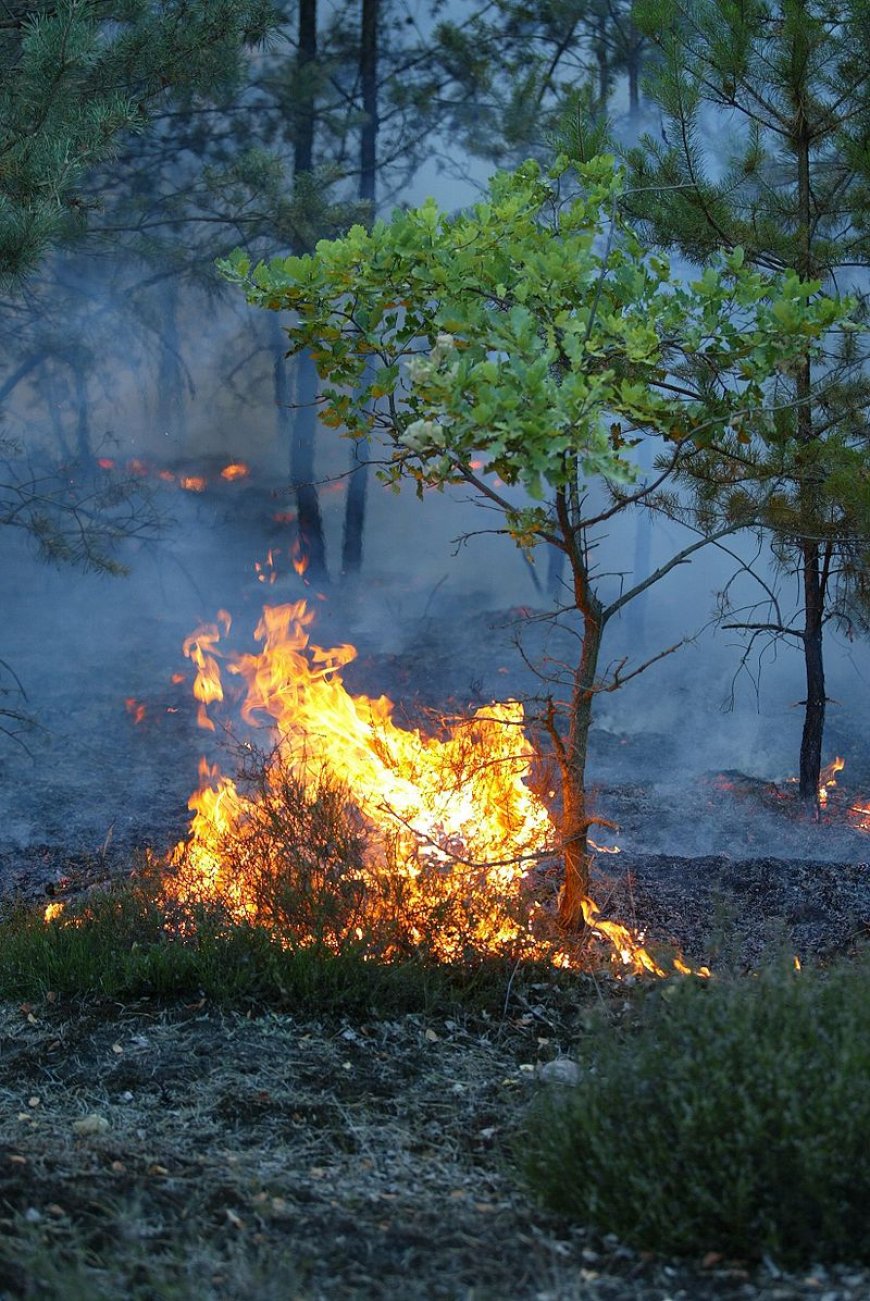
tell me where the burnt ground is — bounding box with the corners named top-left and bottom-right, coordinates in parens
top-left (2, 991), bottom-right (870, 1301)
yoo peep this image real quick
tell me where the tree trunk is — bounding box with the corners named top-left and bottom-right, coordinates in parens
top-left (294, 0), bottom-right (317, 177)
top-left (341, 0), bottom-right (378, 576)
top-left (626, 27), bottom-right (642, 119)
top-left (793, 84), bottom-right (824, 805)
top-left (799, 537), bottom-right (825, 804)
top-left (554, 490), bottom-right (606, 928)
top-left (291, 348), bottom-right (329, 582)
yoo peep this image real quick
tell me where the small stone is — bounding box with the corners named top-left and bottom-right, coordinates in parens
top-left (537, 1058), bottom-right (581, 1086)
top-left (73, 1114), bottom-right (110, 1136)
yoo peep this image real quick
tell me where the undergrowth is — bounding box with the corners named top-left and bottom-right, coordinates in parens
top-left (0, 877), bottom-right (519, 1015)
top-left (521, 952), bottom-right (870, 1267)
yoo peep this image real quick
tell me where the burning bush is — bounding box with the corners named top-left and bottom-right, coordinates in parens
top-left (521, 954), bottom-right (870, 1266)
top-left (165, 752), bottom-right (559, 967)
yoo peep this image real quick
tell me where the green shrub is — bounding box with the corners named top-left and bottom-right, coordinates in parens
top-left (0, 875), bottom-right (514, 1015)
top-left (521, 955), bottom-right (870, 1266)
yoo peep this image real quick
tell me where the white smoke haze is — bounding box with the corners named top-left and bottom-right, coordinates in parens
top-left (2, 57), bottom-right (869, 879)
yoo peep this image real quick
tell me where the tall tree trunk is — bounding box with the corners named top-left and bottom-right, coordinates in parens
top-left (294, 0), bottom-right (317, 177)
top-left (626, 26), bottom-right (642, 119)
top-left (558, 609), bottom-right (602, 929)
top-left (793, 86), bottom-right (824, 805)
top-left (291, 347), bottom-right (329, 582)
top-left (553, 490), bottom-right (606, 928)
top-left (341, 0), bottom-right (378, 576)
top-left (288, 0), bottom-right (328, 582)
top-left (595, 11), bottom-right (610, 108)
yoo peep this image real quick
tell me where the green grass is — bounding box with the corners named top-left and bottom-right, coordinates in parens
top-left (0, 877), bottom-right (522, 1016)
top-left (521, 952), bottom-right (870, 1266)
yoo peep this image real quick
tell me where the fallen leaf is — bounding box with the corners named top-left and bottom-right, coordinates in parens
top-left (225, 1208), bottom-right (244, 1230)
top-left (111, 1043), bottom-right (124, 1055)
top-left (147, 1164), bottom-right (169, 1176)
top-left (8, 1154), bottom-right (27, 1166)
top-left (424, 1028), bottom-right (439, 1042)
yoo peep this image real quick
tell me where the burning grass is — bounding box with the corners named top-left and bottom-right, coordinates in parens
top-left (522, 949), bottom-right (870, 1268)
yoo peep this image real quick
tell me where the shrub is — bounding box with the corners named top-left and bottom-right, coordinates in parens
top-left (521, 954), bottom-right (870, 1266)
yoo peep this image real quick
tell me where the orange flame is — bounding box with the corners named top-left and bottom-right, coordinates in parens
top-left (179, 475), bottom-right (207, 493)
top-left (182, 612), bottom-right (231, 732)
top-left (125, 697), bottom-right (147, 726)
top-left (818, 755), bottom-right (845, 806)
top-left (221, 462), bottom-right (250, 481)
top-left (255, 549), bottom-right (280, 585)
top-left (44, 901), bottom-right (65, 923)
top-left (163, 602), bottom-right (691, 976)
top-left (290, 538), bottom-right (309, 577)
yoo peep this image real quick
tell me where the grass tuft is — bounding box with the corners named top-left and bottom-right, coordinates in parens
top-left (521, 953), bottom-right (870, 1266)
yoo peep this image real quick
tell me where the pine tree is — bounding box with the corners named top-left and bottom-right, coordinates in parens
top-left (0, 1), bottom-right (274, 282)
top-left (626, 0), bottom-right (870, 804)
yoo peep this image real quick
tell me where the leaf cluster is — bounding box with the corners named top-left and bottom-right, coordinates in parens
top-left (221, 154), bottom-right (849, 526)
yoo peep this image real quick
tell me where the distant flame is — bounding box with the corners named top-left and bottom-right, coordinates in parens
top-left (221, 462), bottom-right (250, 481)
top-left (125, 697), bottom-right (147, 726)
top-left (44, 902), bottom-right (65, 923)
top-left (255, 549), bottom-right (280, 585)
top-left (179, 475), bottom-right (207, 493)
top-left (97, 457), bottom-right (116, 470)
top-left (164, 602), bottom-right (695, 976)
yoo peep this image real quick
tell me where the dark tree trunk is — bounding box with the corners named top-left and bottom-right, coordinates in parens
top-left (294, 0), bottom-right (317, 177)
top-left (793, 92), bottom-right (824, 806)
top-left (799, 538), bottom-right (825, 804)
top-left (341, 430), bottom-right (369, 575)
top-left (291, 348), bottom-right (329, 582)
top-left (626, 27), bottom-right (642, 118)
top-left (359, 0), bottom-right (378, 210)
top-left (341, 0), bottom-right (378, 576)
top-left (285, 0), bottom-right (328, 582)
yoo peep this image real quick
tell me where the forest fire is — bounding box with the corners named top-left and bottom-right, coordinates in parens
top-left (161, 601), bottom-right (680, 975)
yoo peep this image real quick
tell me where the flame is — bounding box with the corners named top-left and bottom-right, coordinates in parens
top-left (818, 756), bottom-right (845, 806)
top-left (291, 538), bottom-right (309, 577)
top-left (44, 902), bottom-right (65, 923)
top-left (255, 549), bottom-right (280, 585)
top-left (850, 800), bottom-right (870, 831)
top-left (125, 697), bottom-right (147, 726)
top-left (163, 602), bottom-right (689, 976)
top-left (221, 462), bottom-right (250, 481)
top-left (179, 475), bottom-right (207, 493)
top-left (182, 612), bottom-right (231, 732)
top-left (97, 457), bottom-right (116, 470)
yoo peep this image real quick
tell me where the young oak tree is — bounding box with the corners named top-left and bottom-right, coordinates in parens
top-left (221, 155), bottom-right (845, 928)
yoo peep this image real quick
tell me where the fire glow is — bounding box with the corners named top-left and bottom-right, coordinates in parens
top-left (164, 601), bottom-right (679, 975)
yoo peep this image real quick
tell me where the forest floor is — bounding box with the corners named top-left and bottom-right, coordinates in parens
top-left (2, 966), bottom-right (869, 1300)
